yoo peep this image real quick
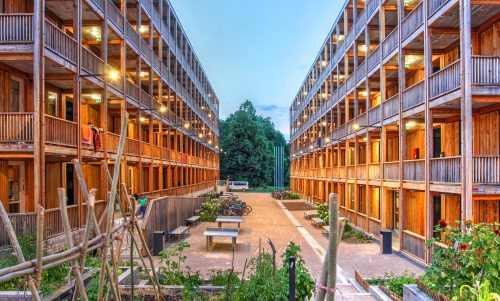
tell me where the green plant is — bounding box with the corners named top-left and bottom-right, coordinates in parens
top-left (281, 242), bottom-right (315, 301)
top-left (286, 191), bottom-right (301, 199)
top-left (422, 221), bottom-right (500, 298)
top-left (209, 269), bottom-right (240, 286)
top-left (459, 280), bottom-right (500, 301)
top-left (316, 203), bottom-right (329, 225)
top-left (197, 198), bottom-right (220, 222)
top-left (367, 272), bottom-right (416, 297)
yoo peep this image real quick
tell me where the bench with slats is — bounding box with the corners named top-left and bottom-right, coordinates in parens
top-left (304, 210), bottom-right (318, 219)
top-left (186, 215), bottom-right (200, 225)
top-left (169, 226), bottom-right (190, 242)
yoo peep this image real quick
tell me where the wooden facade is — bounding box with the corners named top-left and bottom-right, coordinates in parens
top-left (0, 0), bottom-right (219, 243)
top-left (289, 0), bottom-right (500, 264)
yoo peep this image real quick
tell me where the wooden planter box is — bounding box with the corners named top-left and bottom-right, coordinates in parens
top-left (119, 284), bottom-right (226, 301)
top-left (416, 279), bottom-right (451, 301)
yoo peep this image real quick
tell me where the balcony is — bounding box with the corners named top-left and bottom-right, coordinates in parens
top-left (383, 94), bottom-right (399, 119)
top-left (430, 156), bottom-right (461, 183)
top-left (401, 1), bottom-right (424, 41)
top-left (383, 162), bottom-right (399, 180)
top-left (382, 27), bottom-right (398, 58)
top-left (403, 159), bottom-right (425, 181)
top-left (44, 19), bottom-right (77, 65)
top-left (368, 163), bottom-right (380, 179)
top-left (368, 105), bottom-right (381, 125)
top-left (45, 115), bottom-right (78, 147)
top-left (429, 60), bottom-right (460, 99)
top-left (0, 13), bottom-right (33, 44)
top-left (126, 138), bottom-right (140, 156)
top-left (367, 47), bottom-right (381, 73)
top-left (402, 80), bottom-right (425, 111)
top-left (0, 112), bottom-right (34, 144)
top-left (474, 155), bottom-right (500, 184)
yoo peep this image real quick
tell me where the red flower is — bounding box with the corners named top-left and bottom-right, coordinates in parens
top-left (438, 219), bottom-right (448, 229)
top-left (459, 243), bottom-right (469, 251)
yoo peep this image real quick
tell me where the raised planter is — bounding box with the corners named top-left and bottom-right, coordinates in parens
top-left (403, 284), bottom-right (433, 301)
top-left (118, 266), bottom-right (140, 285)
top-left (119, 284), bottom-right (226, 301)
top-left (415, 279), bottom-right (451, 301)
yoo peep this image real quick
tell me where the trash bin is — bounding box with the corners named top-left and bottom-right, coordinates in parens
top-left (153, 231), bottom-right (165, 256)
top-left (380, 230), bottom-right (392, 254)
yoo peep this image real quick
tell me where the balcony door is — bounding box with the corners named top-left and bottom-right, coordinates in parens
top-left (10, 76), bottom-right (24, 112)
top-left (7, 161), bottom-right (25, 213)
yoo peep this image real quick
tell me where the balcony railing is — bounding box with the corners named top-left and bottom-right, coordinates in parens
top-left (401, 1), bottom-right (423, 41)
top-left (367, 47), bottom-right (381, 72)
top-left (402, 230), bottom-right (425, 261)
top-left (472, 56), bottom-right (500, 85)
top-left (125, 80), bottom-right (140, 102)
top-left (368, 105), bottom-right (381, 124)
top-left (126, 137), bottom-right (140, 156)
top-left (82, 47), bottom-right (104, 76)
top-left (44, 19), bottom-right (77, 64)
top-left (357, 164), bottom-right (367, 178)
top-left (430, 156), bottom-right (461, 183)
top-left (383, 161), bottom-right (399, 180)
top-left (382, 27), bottom-right (398, 58)
top-left (125, 21), bottom-right (139, 50)
top-left (429, 59), bottom-right (460, 99)
top-left (474, 155), bottom-right (500, 184)
top-left (368, 163), bottom-right (380, 179)
top-left (402, 80), bottom-right (425, 110)
top-left (107, 0), bottom-right (123, 33)
top-left (346, 73), bottom-right (355, 91)
top-left (45, 115), bottom-right (78, 147)
top-left (383, 94), bottom-right (399, 119)
top-left (429, 0), bottom-right (450, 16)
top-left (0, 13), bottom-right (33, 43)
top-left (107, 132), bottom-right (120, 153)
top-left (403, 159), bottom-right (425, 181)
top-left (356, 60), bottom-right (366, 83)
top-left (0, 112), bottom-right (33, 143)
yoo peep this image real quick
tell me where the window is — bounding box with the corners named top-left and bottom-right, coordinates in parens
top-left (47, 91), bottom-right (58, 116)
top-left (11, 80), bottom-right (20, 112)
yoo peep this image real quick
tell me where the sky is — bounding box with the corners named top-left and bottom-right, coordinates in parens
top-left (170, 0), bottom-right (343, 138)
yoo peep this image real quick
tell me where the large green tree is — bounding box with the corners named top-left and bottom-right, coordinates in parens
top-left (220, 100), bottom-right (289, 187)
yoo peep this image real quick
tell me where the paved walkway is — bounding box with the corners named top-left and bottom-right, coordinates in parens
top-left (122, 192), bottom-right (424, 299)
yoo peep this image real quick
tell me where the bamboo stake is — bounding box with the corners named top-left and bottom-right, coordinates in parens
top-left (57, 188), bottom-right (89, 301)
top-left (35, 204), bottom-right (44, 288)
top-left (0, 202), bottom-right (42, 301)
top-left (315, 194), bottom-right (346, 301)
top-left (121, 183), bottom-right (163, 300)
top-left (72, 159), bottom-right (121, 301)
top-left (98, 112), bottom-right (128, 301)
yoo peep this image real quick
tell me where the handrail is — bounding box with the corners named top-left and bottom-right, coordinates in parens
top-left (0, 13), bottom-right (33, 43)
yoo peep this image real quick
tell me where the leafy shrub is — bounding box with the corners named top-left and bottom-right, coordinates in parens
top-left (209, 269), bottom-right (240, 286)
top-left (271, 190), bottom-right (301, 200)
top-left (368, 272), bottom-right (416, 296)
top-left (316, 203), bottom-right (329, 225)
top-left (422, 221), bottom-right (500, 299)
top-left (197, 198), bottom-right (220, 222)
top-left (281, 242), bottom-right (315, 300)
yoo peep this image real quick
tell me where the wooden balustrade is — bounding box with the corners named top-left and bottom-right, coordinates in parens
top-left (107, 0), bottom-right (123, 32)
top-left (82, 47), bottom-right (104, 75)
top-left (152, 53), bottom-right (161, 72)
top-left (345, 28), bottom-right (355, 47)
top-left (346, 73), bottom-right (355, 91)
top-left (45, 114), bottom-right (78, 147)
top-left (368, 218), bottom-right (381, 237)
top-left (0, 212), bottom-right (36, 246)
top-left (45, 205), bottom-right (79, 238)
top-left (429, 60), bottom-right (460, 99)
top-left (347, 209), bottom-right (356, 223)
top-left (357, 112), bottom-right (367, 127)
top-left (126, 137), bottom-right (140, 156)
top-left (357, 164), bottom-right (367, 178)
top-left (125, 21), bottom-right (139, 50)
top-left (403, 159), bottom-right (425, 181)
top-left (152, 145), bottom-right (162, 159)
top-left (0, 13), bottom-right (33, 42)
top-left (401, 1), bottom-right (423, 40)
top-left (107, 132), bottom-right (120, 153)
top-left (383, 27), bottom-right (398, 57)
top-left (383, 94), bottom-right (399, 119)
top-left (430, 156), bottom-right (461, 183)
top-left (141, 142), bottom-right (153, 157)
top-left (140, 38), bottom-right (151, 62)
top-left (44, 19), bottom-right (77, 63)
top-left (368, 163), bottom-right (380, 179)
top-left (368, 105), bottom-right (380, 124)
top-left (347, 165), bottom-right (356, 178)
top-left (125, 80), bottom-right (139, 102)
top-left (338, 83), bottom-right (346, 98)
top-left (402, 80), bottom-right (424, 110)
top-left (339, 166), bottom-right (346, 178)
top-left (355, 9), bottom-right (367, 34)
top-left (0, 112), bottom-right (33, 142)
top-left (140, 89), bottom-right (152, 107)
top-left (473, 155), bottom-right (500, 184)
top-left (356, 60), bottom-right (366, 83)
top-left (402, 230), bottom-right (425, 260)
top-left (472, 56), bottom-right (500, 85)
top-left (367, 47), bottom-right (381, 72)
top-left (366, 0), bottom-right (379, 17)
top-left (357, 213), bottom-right (368, 231)
top-left (383, 162), bottom-right (399, 180)
top-left (429, 0), bottom-right (450, 16)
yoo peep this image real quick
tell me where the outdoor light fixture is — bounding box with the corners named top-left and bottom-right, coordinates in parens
top-left (159, 106), bottom-right (167, 113)
top-left (208, 140), bottom-right (213, 145)
top-left (309, 145), bottom-right (313, 150)
top-left (198, 133), bottom-right (203, 138)
top-left (91, 94), bottom-right (102, 104)
top-left (139, 25), bottom-right (148, 33)
top-left (363, 137), bottom-right (368, 141)
top-left (300, 151), bottom-right (303, 154)
top-left (325, 137), bottom-right (331, 143)
top-left (353, 124), bottom-right (360, 130)
top-left (139, 117), bottom-right (147, 122)
top-left (109, 70), bottom-right (119, 80)
top-left (140, 71), bottom-right (148, 78)
top-left (321, 61), bottom-right (327, 67)
top-left (184, 123), bottom-right (190, 129)
top-left (322, 93), bottom-right (327, 99)
top-left (322, 121), bottom-right (327, 126)
top-left (406, 121), bottom-right (416, 130)
top-left (337, 34), bottom-right (344, 41)
top-left (303, 91), bottom-right (307, 96)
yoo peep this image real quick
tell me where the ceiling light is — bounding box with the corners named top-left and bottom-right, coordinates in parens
top-left (108, 70), bottom-right (119, 80)
top-left (353, 124), bottom-right (360, 130)
top-left (198, 133), bottom-right (203, 138)
top-left (208, 140), bottom-right (213, 145)
top-left (321, 121), bottom-right (327, 126)
top-left (160, 106), bottom-right (167, 113)
top-left (325, 137), bottom-right (331, 143)
top-left (184, 123), bottom-right (190, 129)
top-left (140, 71), bottom-right (148, 78)
top-left (139, 117), bottom-right (147, 122)
top-left (321, 61), bottom-right (327, 67)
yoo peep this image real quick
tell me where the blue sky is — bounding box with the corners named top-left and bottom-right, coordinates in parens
top-left (170, 0), bottom-right (343, 138)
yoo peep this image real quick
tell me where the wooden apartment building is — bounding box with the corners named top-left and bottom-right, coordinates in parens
top-left (289, 0), bottom-right (500, 263)
top-left (0, 0), bottom-right (219, 244)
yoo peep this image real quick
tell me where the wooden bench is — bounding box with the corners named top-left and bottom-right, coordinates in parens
top-left (169, 226), bottom-right (190, 242)
top-left (311, 217), bottom-right (326, 228)
top-left (304, 210), bottom-right (318, 219)
top-left (322, 226), bottom-right (330, 235)
top-left (186, 215), bottom-right (200, 225)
